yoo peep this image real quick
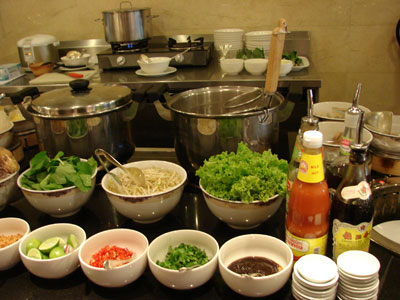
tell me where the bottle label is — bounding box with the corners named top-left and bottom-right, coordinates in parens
top-left (291, 143), bottom-right (303, 162)
top-left (339, 138), bottom-right (352, 155)
top-left (332, 219), bottom-right (373, 261)
top-left (341, 181), bottom-right (372, 200)
top-left (297, 153), bottom-right (324, 183)
top-left (285, 229), bottom-right (327, 261)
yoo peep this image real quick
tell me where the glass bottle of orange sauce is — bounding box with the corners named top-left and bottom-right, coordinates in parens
top-left (285, 130), bottom-right (331, 261)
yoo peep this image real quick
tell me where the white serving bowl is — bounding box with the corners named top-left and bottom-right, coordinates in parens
top-left (147, 229), bottom-right (219, 290)
top-left (19, 223), bottom-right (86, 279)
top-left (101, 160), bottom-right (187, 224)
top-left (218, 234), bottom-right (293, 297)
top-left (0, 169), bottom-right (20, 211)
top-left (313, 101), bottom-right (371, 121)
top-left (220, 58), bottom-right (244, 75)
top-left (244, 58), bottom-right (268, 75)
top-left (61, 53), bottom-right (90, 66)
top-left (199, 181), bottom-right (283, 230)
top-left (0, 217), bottom-right (30, 270)
top-left (137, 57), bottom-right (171, 74)
top-left (279, 59), bottom-right (293, 76)
top-left (0, 121), bottom-right (14, 148)
top-left (17, 164), bottom-right (97, 218)
top-left (79, 228), bottom-right (148, 288)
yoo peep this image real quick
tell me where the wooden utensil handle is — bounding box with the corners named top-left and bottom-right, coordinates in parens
top-left (265, 27), bottom-right (286, 94)
top-left (278, 18), bottom-right (287, 31)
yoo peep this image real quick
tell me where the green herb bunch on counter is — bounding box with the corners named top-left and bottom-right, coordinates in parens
top-left (236, 48), bottom-right (265, 59)
top-left (196, 142), bottom-right (287, 202)
top-left (20, 151), bottom-right (97, 192)
top-left (282, 50), bottom-right (303, 66)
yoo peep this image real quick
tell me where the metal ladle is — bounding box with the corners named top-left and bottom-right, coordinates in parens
top-left (103, 257), bottom-right (135, 269)
top-left (95, 149), bottom-right (146, 188)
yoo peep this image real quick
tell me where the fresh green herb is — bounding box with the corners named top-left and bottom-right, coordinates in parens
top-left (236, 47), bottom-right (265, 59)
top-left (282, 50), bottom-right (303, 66)
top-left (196, 142), bottom-right (288, 202)
top-left (156, 243), bottom-right (209, 270)
top-left (20, 151), bottom-right (97, 192)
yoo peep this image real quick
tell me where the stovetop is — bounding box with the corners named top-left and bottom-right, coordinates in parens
top-left (97, 35), bottom-right (213, 69)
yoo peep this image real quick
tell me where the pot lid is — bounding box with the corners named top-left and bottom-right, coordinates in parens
top-left (29, 80), bottom-right (132, 119)
top-left (17, 34), bottom-right (58, 47)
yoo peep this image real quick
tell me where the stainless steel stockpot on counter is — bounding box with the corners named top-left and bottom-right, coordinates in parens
top-left (8, 80), bottom-right (137, 161)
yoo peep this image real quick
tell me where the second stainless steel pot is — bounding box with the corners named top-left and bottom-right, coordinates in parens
top-left (102, 1), bottom-right (154, 43)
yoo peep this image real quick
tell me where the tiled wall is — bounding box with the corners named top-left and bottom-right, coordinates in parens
top-left (1, 0), bottom-right (399, 113)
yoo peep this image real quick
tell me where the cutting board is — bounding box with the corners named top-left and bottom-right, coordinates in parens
top-left (29, 70), bottom-right (97, 85)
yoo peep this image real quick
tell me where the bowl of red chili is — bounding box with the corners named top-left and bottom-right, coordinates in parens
top-left (78, 228), bottom-right (149, 288)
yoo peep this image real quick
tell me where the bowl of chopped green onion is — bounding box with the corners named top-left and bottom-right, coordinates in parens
top-left (147, 229), bottom-right (219, 290)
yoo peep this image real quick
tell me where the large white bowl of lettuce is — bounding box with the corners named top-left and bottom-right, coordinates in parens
top-left (197, 142), bottom-right (287, 229)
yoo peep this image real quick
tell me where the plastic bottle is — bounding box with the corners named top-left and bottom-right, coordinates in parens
top-left (285, 130), bottom-right (331, 261)
top-left (286, 90), bottom-right (319, 211)
top-left (330, 112), bottom-right (374, 262)
top-left (326, 83), bottom-right (363, 189)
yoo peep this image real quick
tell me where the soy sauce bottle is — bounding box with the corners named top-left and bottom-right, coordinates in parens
top-left (330, 112), bottom-right (374, 262)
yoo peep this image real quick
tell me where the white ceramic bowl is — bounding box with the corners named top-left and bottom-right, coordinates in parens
top-left (218, 234), bottom-right (293, 297)
top-left (17, 164), bottom-right (97, 218)
top-left (199, 181), bottom-right (282, 230)
top-left (280, 59), bottom-right (293, 76)
top-left (147, 229), bottom-right (219, 290)
top-left (79, 228), bottom-right (148, 288)
top-left (137, 57), bottom-right (171, 74)
top-left (101, 160), bottom-right (187, 224)
top-left (244, 58), bottom-right (268, 75)
top-left (0, 121), bottom-right (14, 148)
top-left (19, 223), bottom-right (86, 279)
top-left (61, 53), bottom-right (90, 66)
top-left (220, 58), bottom-right (244, 75)
top-left (0, 169), bottom-right (20, 211)
top-left (313, 101), bottom-right (371, 121)
top-left (0, 217), bottom-right (30, 270)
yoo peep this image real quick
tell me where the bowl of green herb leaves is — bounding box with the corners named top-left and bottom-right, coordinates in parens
top-left (147, 229), bottom-right (219, 290)
top-left (196, 142), bottom-right (287, 229)
top-left (17, 151), bottom-right (97, 218)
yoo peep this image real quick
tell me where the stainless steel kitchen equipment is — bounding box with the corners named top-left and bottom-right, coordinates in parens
top-left (17, 34), bottom-right (60, 70)
top-left (6, 80), bottom-right (136, 161)
top-left (97, 35), bottom-right (213, 69)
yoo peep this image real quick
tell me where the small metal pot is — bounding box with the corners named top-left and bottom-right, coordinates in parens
top-left (101, 1), bottom-right (154, 43)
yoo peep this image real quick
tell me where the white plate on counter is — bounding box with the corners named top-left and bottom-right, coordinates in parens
top-left (136, 67), bottom-right (177, 77)
top-left (291, 56), bottom-right (310, 71)
top-left (371, 220), bottom-right (400, 255)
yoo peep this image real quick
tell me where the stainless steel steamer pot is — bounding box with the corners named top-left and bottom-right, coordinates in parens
top-left (101, 2), bottom-right (154, 43)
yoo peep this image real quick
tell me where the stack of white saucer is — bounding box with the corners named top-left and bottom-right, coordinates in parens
top-left (244, 31), bottom-right (272, 52)
top-left (292, 254), bottom-right (338, 300)
top-left (213, 28), bottom-right (244, 53)
top-left (336, 250), bottom-right (380, 300)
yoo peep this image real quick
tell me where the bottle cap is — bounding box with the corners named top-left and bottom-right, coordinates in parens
top-left (303, 130), bottom-right (323, 148)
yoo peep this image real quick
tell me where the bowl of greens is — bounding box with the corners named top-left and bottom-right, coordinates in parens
top-left (196, 143), bottom-right (287, 229)
top-left (17, 151), bottom-right (97, 218)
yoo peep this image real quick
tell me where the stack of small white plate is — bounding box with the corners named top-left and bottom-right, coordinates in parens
top-left (292, 254), bottom-right (338, 300)
top-left (213, 29), bottom-right (244, 52)
top-left (336, 251), bottom-right (380, 300)
top-left (244, 31), bottom-right (272, 51)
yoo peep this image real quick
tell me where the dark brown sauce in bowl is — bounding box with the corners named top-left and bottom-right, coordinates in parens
top-left (228, 256), bottom-right (282, 277)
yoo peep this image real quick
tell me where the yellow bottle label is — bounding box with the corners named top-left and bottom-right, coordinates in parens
top-left (332, 219), bottom-right (372, 261)
top-left (285, 229), bottom-right (328, 261)
top-left (297, 153), bottom-right (324, 183)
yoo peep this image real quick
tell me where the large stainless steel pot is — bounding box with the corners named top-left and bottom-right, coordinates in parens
top-left (8, 80), bottom-right (136, 161)
top-left (101, 1), bottom-right (154, 43)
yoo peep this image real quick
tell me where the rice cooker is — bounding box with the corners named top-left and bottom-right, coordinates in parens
top-left (17, 34), bottom-right (60, 70)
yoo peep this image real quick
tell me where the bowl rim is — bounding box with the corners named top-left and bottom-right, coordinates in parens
top-left (101, 160), bottom-right (187, 198)
top-left (313, 101), bottom-right (371, 121)
top-left (0, 168), bottom-right (20, 184)
top-left (61, 53), bottom-right (90, 61)
top-left (218, 233), bottom-right (294, 280)
top-left (17, 159), bottom-right (97, 193)
top-left (319, 121), bottom-right (373, 146)
top-left (78, 228), bottom-right (149, 271)
top-left (0, 217), bottom-right (30, 252)
top-left (0, 121), bottom-right (13, 135)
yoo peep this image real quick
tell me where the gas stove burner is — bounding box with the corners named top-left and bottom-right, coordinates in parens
top-left (168, 36), bottom-right (204, 51)
top-left (111, 40), bottom-right (149, 53)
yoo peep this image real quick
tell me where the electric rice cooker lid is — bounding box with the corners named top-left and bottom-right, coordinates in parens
top-left (28, 80), bottom-right (132, 119)
top-left (17, 34), bottom-right (58, 47)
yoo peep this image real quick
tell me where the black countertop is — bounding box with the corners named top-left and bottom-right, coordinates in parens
top-left (1, 179), bottom-right (399, 299)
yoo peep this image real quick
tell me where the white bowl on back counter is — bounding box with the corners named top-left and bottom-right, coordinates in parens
top-left (137, 57), bottom-right (171, 74)
top-left (244, 58), bottom-right (268, 75)
top-left (220, 58), bottom-right (244, 75)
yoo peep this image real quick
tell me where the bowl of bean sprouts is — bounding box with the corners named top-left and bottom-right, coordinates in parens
top-left (100, 160), bottom-right (187, 224)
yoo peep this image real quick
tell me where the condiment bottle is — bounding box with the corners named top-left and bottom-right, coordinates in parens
top-left (286, 90), bottom-right (319, 211)
top-left (330, 112), bottom-right (374, 262)
top-left (286, 130), bottom-right (331, 261)
top-left (326, 83), bottom-right (363, 189)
